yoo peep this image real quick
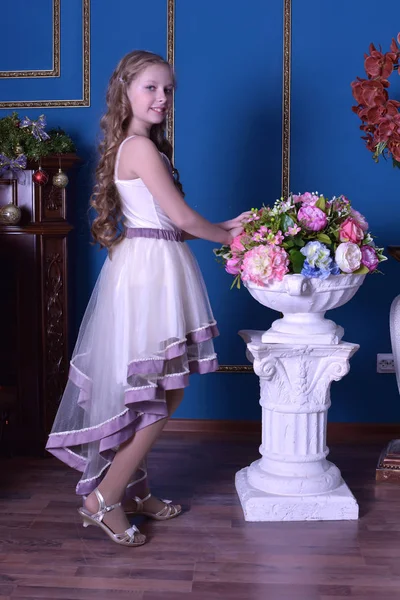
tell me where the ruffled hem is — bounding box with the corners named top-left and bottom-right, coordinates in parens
top-left (127, 322), bottom-right (219, 377)
top-left (45, 322), bottom-right (219, 495)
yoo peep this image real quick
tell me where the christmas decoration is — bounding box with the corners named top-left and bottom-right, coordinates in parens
top-left (20, 115), bottom-right (50, 142)
top-left (0, 112), bottom-right (75, 162)
top-left (32, 167), bottom-right (49, 186)
top-left (52, 167), bottom-right (69, 189)
top-left (0, 201), bottom-right (21, 225)
top-left (0, 153), bottom-right (27, 177)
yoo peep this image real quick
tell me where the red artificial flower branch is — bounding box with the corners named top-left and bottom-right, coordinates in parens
top-left (351, 33), bottom-right (400, 167)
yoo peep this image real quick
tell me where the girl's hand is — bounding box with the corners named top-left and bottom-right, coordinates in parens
top-left (219, 211), bottom-right (252, 231)
top-left (228, 225), bottom-right (245, 240)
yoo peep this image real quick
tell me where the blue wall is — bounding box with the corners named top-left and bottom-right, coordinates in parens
top-left (2, 1), bottom-right (400, 422)
top-left (290, 2), bottom-right (400, 422)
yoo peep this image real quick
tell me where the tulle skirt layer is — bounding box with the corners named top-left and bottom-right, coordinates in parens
top-left (46, 231), bottom-right (219, 495)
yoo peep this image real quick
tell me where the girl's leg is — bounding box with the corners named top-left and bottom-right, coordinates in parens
top-left (84, 388), bottom-right (184, 535)
top-left (84, 415), bottom-right (168, 537)
top-left (123, 388), bottom-right (185, 514)
top-left (165, 388), bottom-right (185, 416)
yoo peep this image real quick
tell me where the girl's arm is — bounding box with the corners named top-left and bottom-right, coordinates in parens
top-left (121, 136), bottom-right (234, 246)
top-left (182, 212), bottom-right (251, 241)
top-left (182, 232), bottom-right (198, 241)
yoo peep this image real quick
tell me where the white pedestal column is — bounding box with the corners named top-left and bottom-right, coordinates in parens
top-left (235, 330), bottom-right (359, 522)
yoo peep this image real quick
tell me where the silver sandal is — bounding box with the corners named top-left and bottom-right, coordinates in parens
top-left (124, 491), bottom-right (182, 521)
top-left (78, 488), bottom-right (146, 547)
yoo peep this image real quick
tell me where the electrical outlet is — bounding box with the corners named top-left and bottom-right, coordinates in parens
top-left (377, 353), bottom-right (396, 373)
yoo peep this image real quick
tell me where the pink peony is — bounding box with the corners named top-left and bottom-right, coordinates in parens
top-left (225, 257), bottom-right (242, 275)
top-left (241, 245), bottom-right (289, 286)
top-left (335, 242), bottom-right (362, 273)
top-left (350, 209), bottom-right (369, 232)
top-left (297, 205), bottom-right (328, 231)
top-left (293, 192), bottom-right (319, 205)
top-left (230, 234), bottom-right (245, 254)
top-left (361, 245), bottom-right (379, 271)
top-left (339, 217), bottom-right (364, 243)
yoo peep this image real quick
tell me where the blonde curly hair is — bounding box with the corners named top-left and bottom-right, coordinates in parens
top-left (90, 50), bottom-right (183, 250)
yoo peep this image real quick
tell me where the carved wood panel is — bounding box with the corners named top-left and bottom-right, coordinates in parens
top-left (42, 237), bottom-right (69, 432)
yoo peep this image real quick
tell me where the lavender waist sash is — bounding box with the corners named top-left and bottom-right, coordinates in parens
top-left (126, 227), bottom-right (184, 242)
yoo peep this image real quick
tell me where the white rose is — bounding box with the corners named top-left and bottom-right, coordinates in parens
top-left (335, 242), bottom-right (361, 273)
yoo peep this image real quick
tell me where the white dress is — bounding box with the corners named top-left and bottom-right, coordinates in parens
top-left (46, 136), bottom-right (219, 495)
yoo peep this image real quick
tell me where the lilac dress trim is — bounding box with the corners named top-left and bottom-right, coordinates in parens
top-left (127, 323), bottom-right (219, 377)
top-left (126, 227), bottom-right (184, 242)
top-left (46, 322), bottom-right (219, 495)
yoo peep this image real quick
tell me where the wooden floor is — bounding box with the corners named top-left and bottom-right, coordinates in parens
top-left (0, 431), bottom-right (400, 600)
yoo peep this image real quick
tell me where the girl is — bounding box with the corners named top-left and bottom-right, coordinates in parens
top-left (46, 50), bottom-right (246, 547)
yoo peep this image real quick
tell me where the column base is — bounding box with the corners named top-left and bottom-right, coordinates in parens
top-left (261, 325), bottom-right (344, 345)
top-left (235, 467), bottom-right (359, 522)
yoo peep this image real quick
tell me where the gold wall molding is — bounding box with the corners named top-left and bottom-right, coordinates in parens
top-left (0, 0), bottom-right (90, 108)
top-left (0, 0), bottom-right (60, 79)
top-left (166, 0), bottom-right (291, 373)
top-left (166, 0), bottom-right (175, 162)
top-left (282, 0), bottom-right (292, 199)
top-left (217, 365), bottom-right (254, 373)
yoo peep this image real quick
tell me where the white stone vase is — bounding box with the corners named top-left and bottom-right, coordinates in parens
top-left (244, 273), bottom-right (365, 345)
top-left (236, 272), bottom-right (366, 521)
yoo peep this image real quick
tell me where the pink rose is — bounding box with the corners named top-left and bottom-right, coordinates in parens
top-left (225, 257), bottom-right (241, 275)
top-left (297, 205), bottom-right (328, 231)
top-left (361, 245), bottom-right (379, 271)
top-left (350, 209), bottom-right (369, 232)
top-left (339, 217), bottom-right (364, 243)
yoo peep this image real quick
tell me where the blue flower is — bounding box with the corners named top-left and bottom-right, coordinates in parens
top-left (300, 241), bottom-right (331, 268)
top-left (301, 259), bottom-right (340, 279)
top-left (330, 262), bottom-right (340, 275)
top-left (301, 260), bottom-right (317, 278)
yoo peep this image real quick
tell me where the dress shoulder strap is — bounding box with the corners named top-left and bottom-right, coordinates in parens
top-left (114, 135), bottom-right (136, 180)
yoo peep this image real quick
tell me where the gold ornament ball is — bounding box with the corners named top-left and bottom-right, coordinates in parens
top-left (0, 202), bottom-right (22, 225)
top-left (14, 144), bottom-right (24, 155)
top-left (52, 168), bottom-right (69, 188)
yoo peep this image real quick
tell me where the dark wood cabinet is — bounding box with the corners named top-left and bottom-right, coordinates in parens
top-left (0, 154), bottom-right (79, 454)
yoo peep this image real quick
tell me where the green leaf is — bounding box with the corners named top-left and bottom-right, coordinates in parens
top-left (316, 233), bottom-right (332, 245)
top-left (353, 265), bottom-right (369, 275)
top-left (315, 197), bottom-right (326, 211)
top-left (293, 237), bottom-right (305, 247)
top-left (289, 249), bottom-right (305, 274)
top-left (230, 274), bottom-right (241, 290)
top-left (281, 214), bottom-right (295, 233)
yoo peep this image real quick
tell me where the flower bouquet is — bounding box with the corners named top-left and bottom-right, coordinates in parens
top-left (215, 192), bottom-right (386, 289)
